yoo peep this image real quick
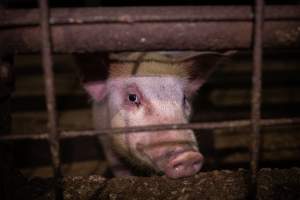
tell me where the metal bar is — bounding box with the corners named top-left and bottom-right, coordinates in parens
top-left (38, 0), bottom-right (62, 199)
top-left (1, 117), bottom-right (299, 141)
top-left (251, 0), bottom-right (264, 197)
top-left (0, 55), bottom-right (14, 174)
top-left (0, 56), bottom-right (14, 135)
top-left (0, 7), bottom-right (300, 53)
top-left (1, 6), bottom-right (300, 27)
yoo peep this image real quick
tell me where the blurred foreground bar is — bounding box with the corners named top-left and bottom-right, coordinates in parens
top-left (0, 6), bottom-right (300, 53)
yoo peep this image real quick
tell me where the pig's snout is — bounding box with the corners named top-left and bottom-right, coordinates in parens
top-left (164, 149), bottom-right (203, 179)
top-left (135, 130), bottom-right (203, 179)
top-left (137, 142), bottom-right (204, 179)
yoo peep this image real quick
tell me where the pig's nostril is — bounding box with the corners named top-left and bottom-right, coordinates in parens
top-left (173, 160), bottom-right (201, 172)
top-left (165, 151), bottom-right (203, 179)
top-left (192, 160), bottom-right (202, 171)
top-left (173, 163), bottom-right (184, 172)
top-left (193, 162), bottom-right (200, 169)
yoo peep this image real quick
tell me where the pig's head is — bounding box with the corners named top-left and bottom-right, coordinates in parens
top-left (83, 52), bottom-right (232, 179)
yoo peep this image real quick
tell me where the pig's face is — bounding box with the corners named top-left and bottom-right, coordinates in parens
top-left (106, 76), bottom-right (202, 178)
top-left (82, 51), bottom-right (233, 178)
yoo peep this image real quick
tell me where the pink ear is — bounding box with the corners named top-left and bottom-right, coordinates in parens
top-left (185, 79), bottom-right (206, 97)
top-left (83, 81), bottom-right (107, 101)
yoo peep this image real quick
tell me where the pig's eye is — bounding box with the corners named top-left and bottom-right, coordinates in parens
top-left (128, 94), bottom-right (140, 105)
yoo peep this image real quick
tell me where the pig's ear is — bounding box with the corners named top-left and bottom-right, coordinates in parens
top-left (182, 51), bottom-right (235, 97)
top-left (83, 81), bottom-right (107, 101)
top-left (74, 53), bottom-right (109, 101)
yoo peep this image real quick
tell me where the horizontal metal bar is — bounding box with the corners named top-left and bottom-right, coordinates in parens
top-left (1, 6), bottom-right (300, 27)
top-left (0, 117), bottom-right (299, 141)
top-left (0, 6), bottom-right (300, 53)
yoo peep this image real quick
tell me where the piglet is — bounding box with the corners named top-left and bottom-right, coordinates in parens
top-left (80, 51), bottom-right (232, 179)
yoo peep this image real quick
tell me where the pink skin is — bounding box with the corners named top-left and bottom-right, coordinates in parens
top-left (87, 77), bottom-right (204, 178)
top-left (82, 52), bottom-right (231, 178)
top-left (136, 134), bottom-right (204, 179)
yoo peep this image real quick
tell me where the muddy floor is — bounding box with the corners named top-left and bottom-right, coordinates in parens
top-left (2, 168), bottom-right (299, 200)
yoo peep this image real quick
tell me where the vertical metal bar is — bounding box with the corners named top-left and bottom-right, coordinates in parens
top-left (0, 56), bottom-right (15, 189)
top-left (251, 0), bottom-right (264, 197)
top-left (38, 0), bottom-right (62, 199)
top-left (0, 56), bottom-right (14, 135)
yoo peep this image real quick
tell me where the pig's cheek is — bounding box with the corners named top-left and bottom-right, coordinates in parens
top-left (110, 110), bottom-right (153, 166)
top-left (110, 111), bottom-right (130, 153)
top-left (111, 110), bottom-right (128, 127)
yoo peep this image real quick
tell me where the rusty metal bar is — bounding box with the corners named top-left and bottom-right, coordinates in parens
top-left (1, 6), bottom-right (300, 27)
top-left (1, 117), bottom-right (299, 141)
top-left (0, 55), bottom-right (14, 174)
top-left (0, 56), bottom-right (14, 135)
top-left (251, 0), bottom-right (264, 197)
top-left (0, 6), bottom-right (300, 53)
top-left (38, 0), bottom-right (62, 199)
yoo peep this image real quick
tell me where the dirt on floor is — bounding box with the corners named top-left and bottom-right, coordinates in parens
top-left (3, 167), bottom-right (300, 200)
